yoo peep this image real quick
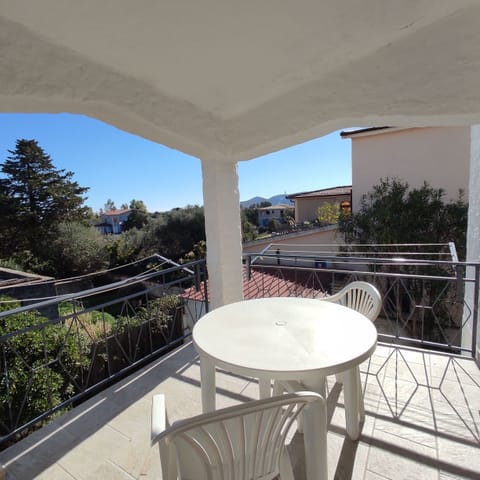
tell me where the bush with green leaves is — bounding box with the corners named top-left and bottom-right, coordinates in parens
top-left (0, 296), bottom-right (90, 437)
top-left (48, 222), bottom-right (109, 277)
top-left (338, 178), bottom-right (468, 344)
top-left (339, 178), bottom-right (468, 259)
top-left (141, 206), bottom-right (205, 261)
top-left (317, 202), bottom-right (341, 225)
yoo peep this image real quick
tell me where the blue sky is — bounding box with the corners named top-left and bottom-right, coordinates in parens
top-left (0, 113), bottom-right (352, 213)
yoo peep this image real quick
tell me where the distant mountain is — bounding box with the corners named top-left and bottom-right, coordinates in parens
top-left (240, 194), bottom-right (293, 208)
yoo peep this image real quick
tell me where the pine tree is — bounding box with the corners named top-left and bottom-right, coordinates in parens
top-left (0, 139), bottom-right (89, 258)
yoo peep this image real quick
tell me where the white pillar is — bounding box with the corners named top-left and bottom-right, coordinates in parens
top-left (201, 157), bottom-right (243, 309)
top-left (464, 125), bottom-right (480, 362)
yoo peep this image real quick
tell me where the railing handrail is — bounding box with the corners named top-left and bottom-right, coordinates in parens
top-left (245, 251), bottom-right (480, 268)
top-left (0, 259), bottom-right (205, 319)
top-left (0, 258), bottom-right (209, 446)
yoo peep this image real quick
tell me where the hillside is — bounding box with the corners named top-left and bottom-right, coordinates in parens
top-left (240, 194), bottom-right (293, 208)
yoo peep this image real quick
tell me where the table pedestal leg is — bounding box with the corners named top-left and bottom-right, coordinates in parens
top-left (303, 376), bottom-right (326, 398)
top-left (343, 366), bottom-right (363, 440)
top-left (258, 377), bottom-right (271, 398)
top-left (199, 355), bottom-right (215, 413)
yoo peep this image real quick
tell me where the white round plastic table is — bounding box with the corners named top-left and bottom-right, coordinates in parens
top-left (192, 296), bottom-right (377, 441)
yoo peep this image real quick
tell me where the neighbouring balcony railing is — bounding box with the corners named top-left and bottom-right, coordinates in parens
top-left (244, 252), bottom-right (480, 357)
top-left (0, 260), bottom-right (208, 448)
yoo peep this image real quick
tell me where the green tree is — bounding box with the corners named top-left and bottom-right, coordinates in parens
top-left (241, 209), bottom-right (258, 241)
top-left (339, 178), bottom-right (468, 343)
top-left (0, 297), bottom-right (90, 437)
top-left (105, 228), bottom-right (146, 267)
top-left (48, 222), bottom-right (109, 277)
top-left (283, 207), bottom-right (295, 220)
top-left (267, 218), bottom-right (281, 232)
top-left (339, 178), bottom-right (468, 258)
top-left (180, 240), bottom-right (207, 263)
top-left (142, 205), bottom-right (205, 261)
top-left (0, 139), bottom-right (89, 259)
top-left (317, 202), bottom-right (341, 225)
top-left (104, 198), bottom-right (116, 212)
top-left (123, 199), bottom-right (150, 230)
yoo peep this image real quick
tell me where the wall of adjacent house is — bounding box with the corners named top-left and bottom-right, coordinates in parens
top-left (242, 225), bottom-right (342, 254)
top-left (295, 194), bottom-right (350, 223)
top-left (351, 126), bottom-right (470, 211)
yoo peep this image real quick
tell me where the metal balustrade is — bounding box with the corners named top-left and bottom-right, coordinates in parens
top-left (0, 260), bottom-right (208, 448)
top-left (244, 251), bottom-right (480, 358)
top-left (1, 251), bottom-right (479, 449)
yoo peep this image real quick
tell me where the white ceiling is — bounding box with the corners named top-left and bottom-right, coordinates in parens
top-left (1, 0), bottom-right (480, 160)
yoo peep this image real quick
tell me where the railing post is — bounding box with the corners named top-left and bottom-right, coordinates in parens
top-left (194, 261), bottom-right (201, 292)
top-left (202, 260), bottom-right (210, 313)
top-left (472, 264), bottom-right (479, 359)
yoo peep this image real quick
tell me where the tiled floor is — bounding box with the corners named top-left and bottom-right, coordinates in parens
top-left (0, 341), bottom-right (479, 479)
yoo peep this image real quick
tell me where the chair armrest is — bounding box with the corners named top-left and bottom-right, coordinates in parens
top-left (280, 380), bottom-right (306, 393)
top-left (151, 394), bottom-right (167, 445)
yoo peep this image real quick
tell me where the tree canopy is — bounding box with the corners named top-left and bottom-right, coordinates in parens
top-left (142, 205), bottom-right (206, 261)
top-left (0, 139), bottom-right (90, 259)
top-left (339, 178), bottom-right (468, 259)
top-left (123, 199), bottom-right (149, 230)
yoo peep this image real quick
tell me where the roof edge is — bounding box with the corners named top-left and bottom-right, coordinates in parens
top-left (340, 126), bottom-right (406, 139)
top-left (286, 185), bottom-right (352, 199)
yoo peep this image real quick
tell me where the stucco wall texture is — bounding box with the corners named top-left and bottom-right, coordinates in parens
top-left (351, 127), bottom-right (470, 211)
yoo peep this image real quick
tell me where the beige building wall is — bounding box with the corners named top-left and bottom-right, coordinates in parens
top-left (351, 127), bottom-right (470, 211)
top-left (295, 194), bottom-right (350, 223)
top-left (243, 226), bottom-right (342, 254)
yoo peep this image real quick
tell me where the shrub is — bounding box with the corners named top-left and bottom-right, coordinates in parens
top-left (0, 296), bottom-right (90, 438)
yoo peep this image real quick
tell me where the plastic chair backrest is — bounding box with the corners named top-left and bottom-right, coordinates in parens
top-left (151, 392), bottom-right (326, 480)
top-left (324, 281), bottom-right (382, 321)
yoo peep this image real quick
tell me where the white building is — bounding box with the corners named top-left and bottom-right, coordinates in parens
top-left (96, 209), bottom-right (132, 234)
top-left (257, 204), bottom-right (292, 228)
top-left (341, 127), bottom-right (470, 211)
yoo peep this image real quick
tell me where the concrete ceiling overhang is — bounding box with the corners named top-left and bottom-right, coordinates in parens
top-left (1, 0), bottom-right (480, 161)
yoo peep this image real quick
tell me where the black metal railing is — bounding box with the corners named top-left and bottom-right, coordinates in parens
top-left (244, 252), bottom-right (479, 357)
top-left (2, 251), bottom-right (479, 448)
top-left (0, 260), bottom-right (208, 448)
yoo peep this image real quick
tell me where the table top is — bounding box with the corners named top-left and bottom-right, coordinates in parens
top-left (192, 297), bottom-right (377, 379)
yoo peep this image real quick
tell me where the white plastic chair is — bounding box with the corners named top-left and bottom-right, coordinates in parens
top-left (151, 391), bottom-right (327, 480)
top-left (323, 281), bottom-right (382, 321)
top-left (324, 280), bottom-right (381, 420)
top-left (274, 282), bottom-right (381, 434)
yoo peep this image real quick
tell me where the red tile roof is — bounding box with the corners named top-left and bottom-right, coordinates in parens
top-left (287, 185), bottom-right (351, 199)
top-left (102, 209), bottom-right (132, 216)
top-left (183, 267), bottom-right (325, 302)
